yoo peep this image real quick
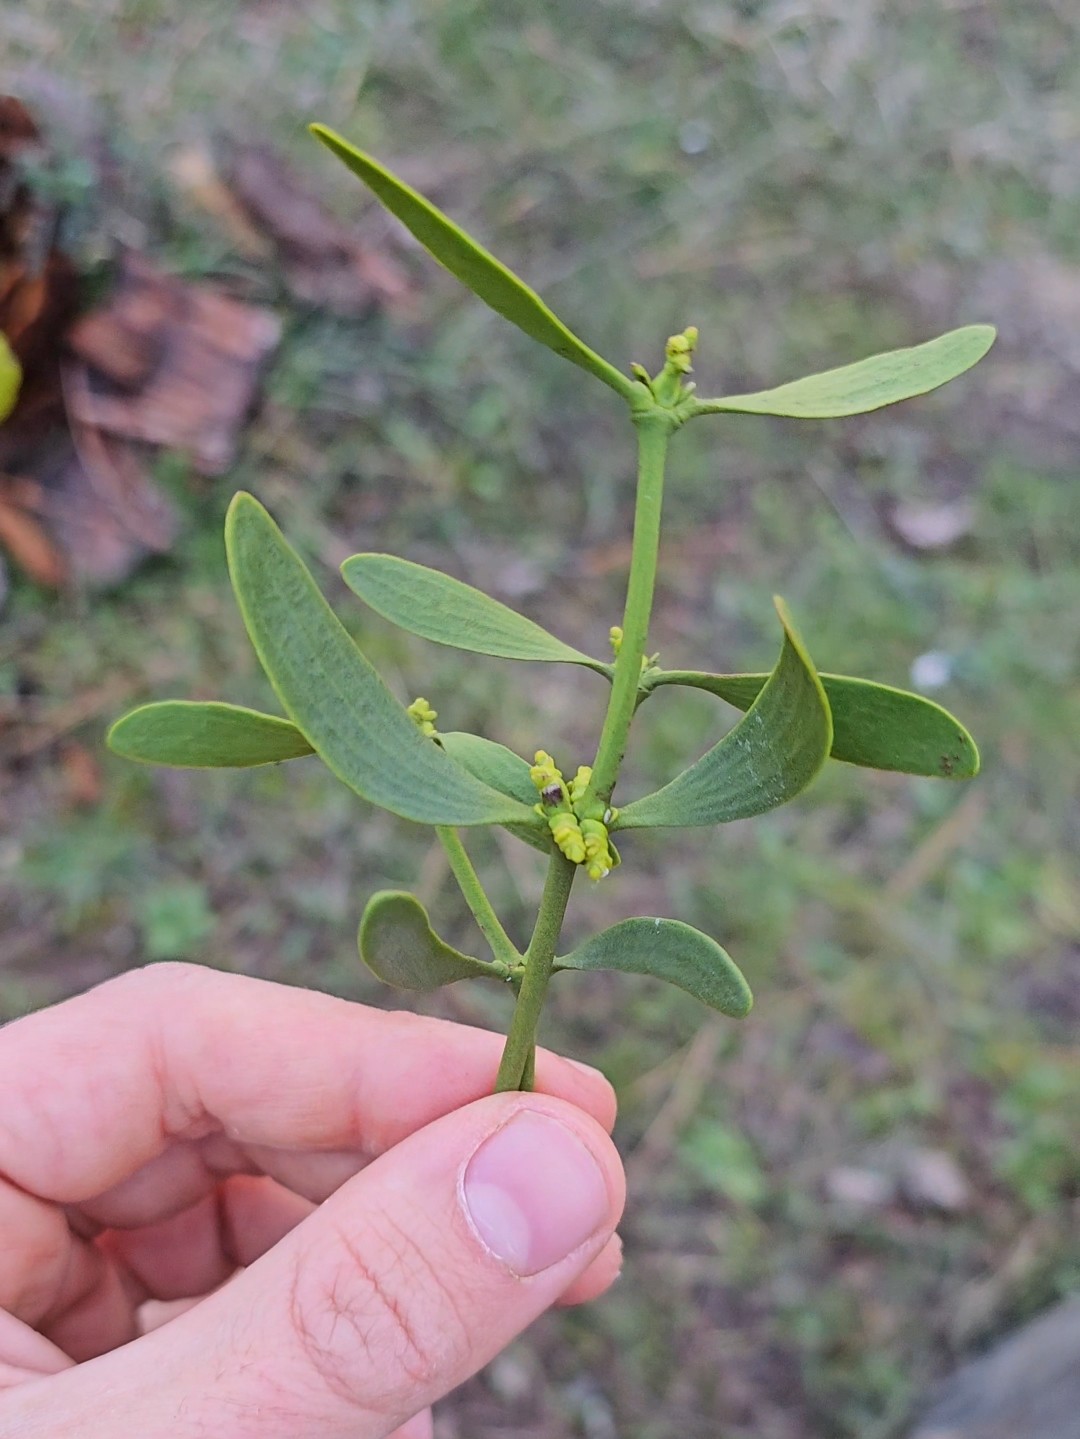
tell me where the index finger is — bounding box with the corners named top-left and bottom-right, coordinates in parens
top-left (0, 963), bottom-right (615, 1205)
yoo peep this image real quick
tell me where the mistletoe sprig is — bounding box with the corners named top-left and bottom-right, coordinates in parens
top-left (108, 125), bottom-right (992, 1092)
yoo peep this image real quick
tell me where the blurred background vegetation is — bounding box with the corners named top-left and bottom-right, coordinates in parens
top-left (2, 2), bottom-right (1079, 1436)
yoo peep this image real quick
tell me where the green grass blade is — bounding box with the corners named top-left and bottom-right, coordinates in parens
top-left (556, 917), bottom-right (752, 1017)
top-left (309, 124), bottom-right (636, 401)
top-left (695, 325), bottom-right (995, 419)
top-left (0, 334), bottom-right (21, 423)
top-left (645, 671), bottom-right (980, 779)
top-left (617, 598), bottom-right (832, 829)
top-left (359, 890), bottom-right (501, 990)
top-left (342, 553), bottom-right (607, 671)
top-left (108, 701), bottom-right (314, 767)
top-left (225, 492), bottom-right (542, 830)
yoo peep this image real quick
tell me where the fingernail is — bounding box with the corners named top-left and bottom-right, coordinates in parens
top-left (462, 1111), bottom-right (610, 1276)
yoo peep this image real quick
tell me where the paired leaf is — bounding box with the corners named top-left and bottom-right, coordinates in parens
top-left (342, 553), bottom-right (607, 672)
top-left (225, 492), bottom-right (543, 831)
top-left (645, 672), bottom-right (979, 779)
top-left (309, 124), bottom-right (636, 401)
top-left (0, 334), bottom-right (21, 423)
top-left (696, 325), bottom-right (995, 419)
top-left (359, 890), bottom-right (503, 990)
top-left (440, 732), bottom-right (554, 853)
top-left (556, 917), bottom-right (752, 1017)
top-left (108, 701), bottom-right (314, 767)
top-left (617, 599), bottom-right (832, 829)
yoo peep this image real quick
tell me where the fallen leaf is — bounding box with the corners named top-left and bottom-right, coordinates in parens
top-left (886, 497), bottom-right (975, 551)
top-left (0, 96), bottom-right (41, 160)
top-left (224, 142), bottom-right (413, 314)
top-left (824, 1165), bottom-right (896, 1209)
top-left (65, 252), bottom-right (281, 475)
top-left (898, 1147), bottom-right (970, 1213)
top-left (60, 739), bottom-right (102, 807)
top-left (0, 489), bottom-right (66, 585)
top-left (168, 144), bottom-right (274, 261)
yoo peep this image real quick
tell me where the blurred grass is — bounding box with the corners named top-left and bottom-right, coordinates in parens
top-left (2, 2), bottom-right (1080, 1436)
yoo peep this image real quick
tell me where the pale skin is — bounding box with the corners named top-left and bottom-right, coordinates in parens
top-left (0, 964), bottom-right (626, 1438)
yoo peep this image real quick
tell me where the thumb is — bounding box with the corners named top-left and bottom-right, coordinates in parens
top-left (11, 1094), bottom-right (624, 1439)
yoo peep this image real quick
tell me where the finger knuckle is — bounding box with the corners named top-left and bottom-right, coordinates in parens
top-left (287, 1212), bottom-right (472, 1415)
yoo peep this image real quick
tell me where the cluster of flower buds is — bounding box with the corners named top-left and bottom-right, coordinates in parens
top-left (663, 324), bottom-right (698, 375)
top-left (529, 750), bottom-right (620, 881)
top-left (406, 697), bottom-right (439, 737)
top-left (609, 626), bottom-right (659, 676)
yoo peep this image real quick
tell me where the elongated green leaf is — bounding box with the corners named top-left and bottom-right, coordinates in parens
top-left (617, 598), bottom-right (832, 829)
top-left (439, 732), bottom-right (554, 853)
top-left (439, 731), bottom-right (537, 805)
top-left (342, 553), bottom-right (607, 672)
top-left (644, 671), bottom-right (979, 778)
top-left (108, 701), bottom-right (314, 768)
top-left (556, 917), bottom-right (752, 1017)
top-left (695, 325), bottom-right (995, 419)
top-left (0, 334), bottom-right (21, 423)
top-left (359, 890), bottom-right (503, 990)
top-left (225, 492), bottom-right (543, 831)
top-left (309, 125), bottom-right (636, 401)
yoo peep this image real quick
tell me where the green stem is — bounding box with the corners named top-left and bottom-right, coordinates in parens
top-left (493, 409), bottom-right (673, 1094)
top-left (494, 853), bottom-right (576, 1091)
top-left (436, 826), bottom-right (520, 967)
top-left (586, 413), bottom-right (673, 806)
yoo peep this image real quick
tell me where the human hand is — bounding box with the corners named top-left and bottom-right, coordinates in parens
top-left (0, 964), bottom-right (624, 1437)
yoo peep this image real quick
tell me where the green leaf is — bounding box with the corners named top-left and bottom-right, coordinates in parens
top-left (556, 917), bottom-right (752, 1017)
top-left (696, 325), bottom-right (995, 419)
top-left (309, 124), bottom-right (636, 401)
top-left (617, 598), bottom-right (832, 829)
top-left (439, 732), bottom-right (554, 853)
top-left (108, 701), bottom-right (315, 768)
top-left (439, 731), bottom-right (537, 805)
top-left (0, 334), bottom-right (21, 424)
top-left (342, 553), bottom-right (607, 672)
top-left (644, 671), bottom-right (979, 779)
top-left (359, 890), bottom-right (503, 990)
top-left (225, 492), bottom-right (543, 831)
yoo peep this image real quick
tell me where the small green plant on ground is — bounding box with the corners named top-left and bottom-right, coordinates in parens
top-left (107, 124), bottom-right (994, 1092)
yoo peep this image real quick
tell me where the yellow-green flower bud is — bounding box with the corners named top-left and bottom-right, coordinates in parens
top-left (568, 765), bottom-right (592, 806)
top-left (663, 326), bottom-right (698, 375)
top-left (549, 810), bottom-right (586, 864)
top-left (529, 750), bottom-right (568, 805)
top-left (580, 816), bottom-right (618, 881)
top-left (609, 625), bottom-right (624, 657)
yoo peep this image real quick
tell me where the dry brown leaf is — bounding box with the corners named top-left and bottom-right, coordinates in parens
top-left (60, 739), bottom-right (102, 807)
top-left (168, 145), bottom-right (273, 261)
top-left (65, 252), bottom-right (280, 475)
top-left (224, 142), bottom-right (413, 314)
top-left (0, 490), bottom-right (66, 585)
